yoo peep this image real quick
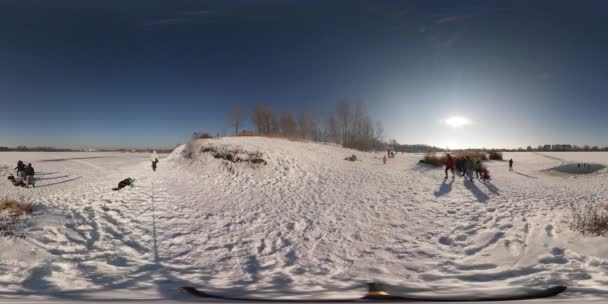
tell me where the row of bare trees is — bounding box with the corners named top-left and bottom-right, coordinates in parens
top-left (227, 98), bottom-right (385, 151)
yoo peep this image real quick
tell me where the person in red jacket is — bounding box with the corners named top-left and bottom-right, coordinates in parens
top-left (445, 153), bottom-right (455, 178)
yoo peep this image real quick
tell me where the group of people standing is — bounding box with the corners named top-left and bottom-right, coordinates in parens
top-left (577, 163), bottom-right (591, 169)
top-left (10, 160), bottom-right (36, 188)
top-left (444, 154), bottom-right (491, 182)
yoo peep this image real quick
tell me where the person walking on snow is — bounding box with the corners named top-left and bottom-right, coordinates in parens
top-left (474, 159), bottom-right (482, 178)
top-left (14, 160), bottom-right (25, 177)
top-left (464, 156), bottom-right (474, 182)
top-left (151, 151), bottom-right (159, 172)
top-left (445, 153), bottom-right (455, 178)
top-left (509, 159), bottom-right (514, 171)
top-left (383, 155), bottom-right (387, 165)
top-left (23, 163), bottom-right (35, 188)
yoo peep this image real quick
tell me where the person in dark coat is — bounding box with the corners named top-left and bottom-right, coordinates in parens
top-left (151, 151), bottom-right (159, 172)
top-left (23, 163), bottom-right (35, 187)
top-left (112, 178), bottom-right (134, 191)
top-left (509, 159), bottom-right (514, 171)
top-left (15, 160), bottom-right (25, 177)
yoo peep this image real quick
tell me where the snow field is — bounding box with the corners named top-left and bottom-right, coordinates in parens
top-left (0, 140), bottom-right (607, 301)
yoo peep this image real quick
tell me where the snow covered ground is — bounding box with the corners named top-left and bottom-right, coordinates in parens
top-left (1, 138), bottom-right (608, 302)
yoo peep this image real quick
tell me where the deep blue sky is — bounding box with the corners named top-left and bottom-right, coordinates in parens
top-left (1, 0), bottom-right (607, 149)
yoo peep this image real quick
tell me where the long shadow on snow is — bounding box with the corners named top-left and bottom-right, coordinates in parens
top-left (480, 181), bottom-right (500, 195)
top-left (35, 176), bottom-right (82, 188)
top-left (434, 178), bottom-right (454, 197)
top-left (34, 172), bottom-right (60, 176)
top-left (35, 175), bottom-right (70, 181)
top-left (513, 171), bottom-right (538, 179)
top-left (464, 180), bottom-right (490, 203)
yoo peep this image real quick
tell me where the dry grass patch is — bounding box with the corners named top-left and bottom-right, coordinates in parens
top-left (569, 202), bottom-right (608, 237)
top-left (0, 199), bottom-right (33, 216)
top-left (0, 198), bottom-right (33, 237)
top-left (422, 152), bottom-right (446, 167)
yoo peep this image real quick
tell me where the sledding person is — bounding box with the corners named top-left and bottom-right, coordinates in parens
top-left (445, 153), bottom-right (455, 178)
top-left (23, 163), bottom-right (35, 187)
top-left (464, 156), bottom-right (474, 182)
top-left (112, 178), bottom-right (134, 191)
top-left (8, 174), bottom-right (26, 187)
top-left (14, 160), bottom-right (25, 177)
top-left (509, 159), bottom-right (514, 171)
top-left (151, 150), bottom-right (159, 172)
top-left (474, 159), bottom-right (482, 178)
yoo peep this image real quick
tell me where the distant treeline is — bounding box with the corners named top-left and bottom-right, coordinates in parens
top-left (0, 146), bottom-right (77, 152)
top-left (0, 146), bottom-right (173, 153)
top-left (390, 143), bottom-right (447, 153)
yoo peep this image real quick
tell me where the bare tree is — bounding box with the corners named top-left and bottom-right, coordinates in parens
top-left (229, 106), bottom-right (244, 135)
top-left (252, 103), bottom-right (264, 134)
top-left (327, 112), bottom-right (337, 143)
top-left (336, 98), bottom-right (350, 145)
top-left (262, 106), bottom-right (274, 134)
top-left (280, 110), bottom-right (296, 136)
top-left (375, 120), bottom-right (384, 141)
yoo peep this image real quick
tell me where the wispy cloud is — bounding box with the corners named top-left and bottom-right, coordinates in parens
top-left (435, 15), bottom-right (474, 24)
top-left (144, 17), bottom-right (189, 27)
top-left (143, 10), bottom-right (218, 28)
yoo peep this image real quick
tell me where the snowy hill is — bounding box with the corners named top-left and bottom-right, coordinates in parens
top-left (1, 138), bottom-right (608, 301)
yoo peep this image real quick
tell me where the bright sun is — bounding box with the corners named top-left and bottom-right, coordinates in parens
top-left (443, 116), bottom-right (472, 128)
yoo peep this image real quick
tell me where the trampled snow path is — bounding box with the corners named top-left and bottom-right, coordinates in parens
top-left (1, 141), bottom-right (608, 301)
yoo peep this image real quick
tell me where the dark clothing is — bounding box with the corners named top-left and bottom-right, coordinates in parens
top-left (509, 159), bottom-right (514, 171)
top-left (152, 160), bottom-right (158, 171)
top-left (15, 161), bottom-right (25, 176)
top-left (112, 178), bottom-right (133, 191)
top-left (22, 165), bottom-right (35, 187)
top-left (24, 166), bottom-right (35, 177)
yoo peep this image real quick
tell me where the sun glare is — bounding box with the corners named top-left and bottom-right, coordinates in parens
top-left (443, 116), bottom-right (472, 128)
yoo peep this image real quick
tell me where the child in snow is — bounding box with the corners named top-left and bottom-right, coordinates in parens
top-left (8, 175), bottom-right (26, 187)
top-left (509, 159), bottom-right (514, 171)
top-left (481, 167), bottom-right (491, 181)
top-left (445, 153), bottom-right (455, 178)
top-left (383, 155), bottom-right (387, 164)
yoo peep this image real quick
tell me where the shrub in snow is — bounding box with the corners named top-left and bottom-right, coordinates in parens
top-left (488, 151), bottom-right (503, 160)
top-left (200, 146), bottom-right (267, 165)
top-left (0, 198), bottom-right (33, 237)
top-left (568, 202), bottom-right (608, 237)
top-left (422, 152), bottom-right (445, 167)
